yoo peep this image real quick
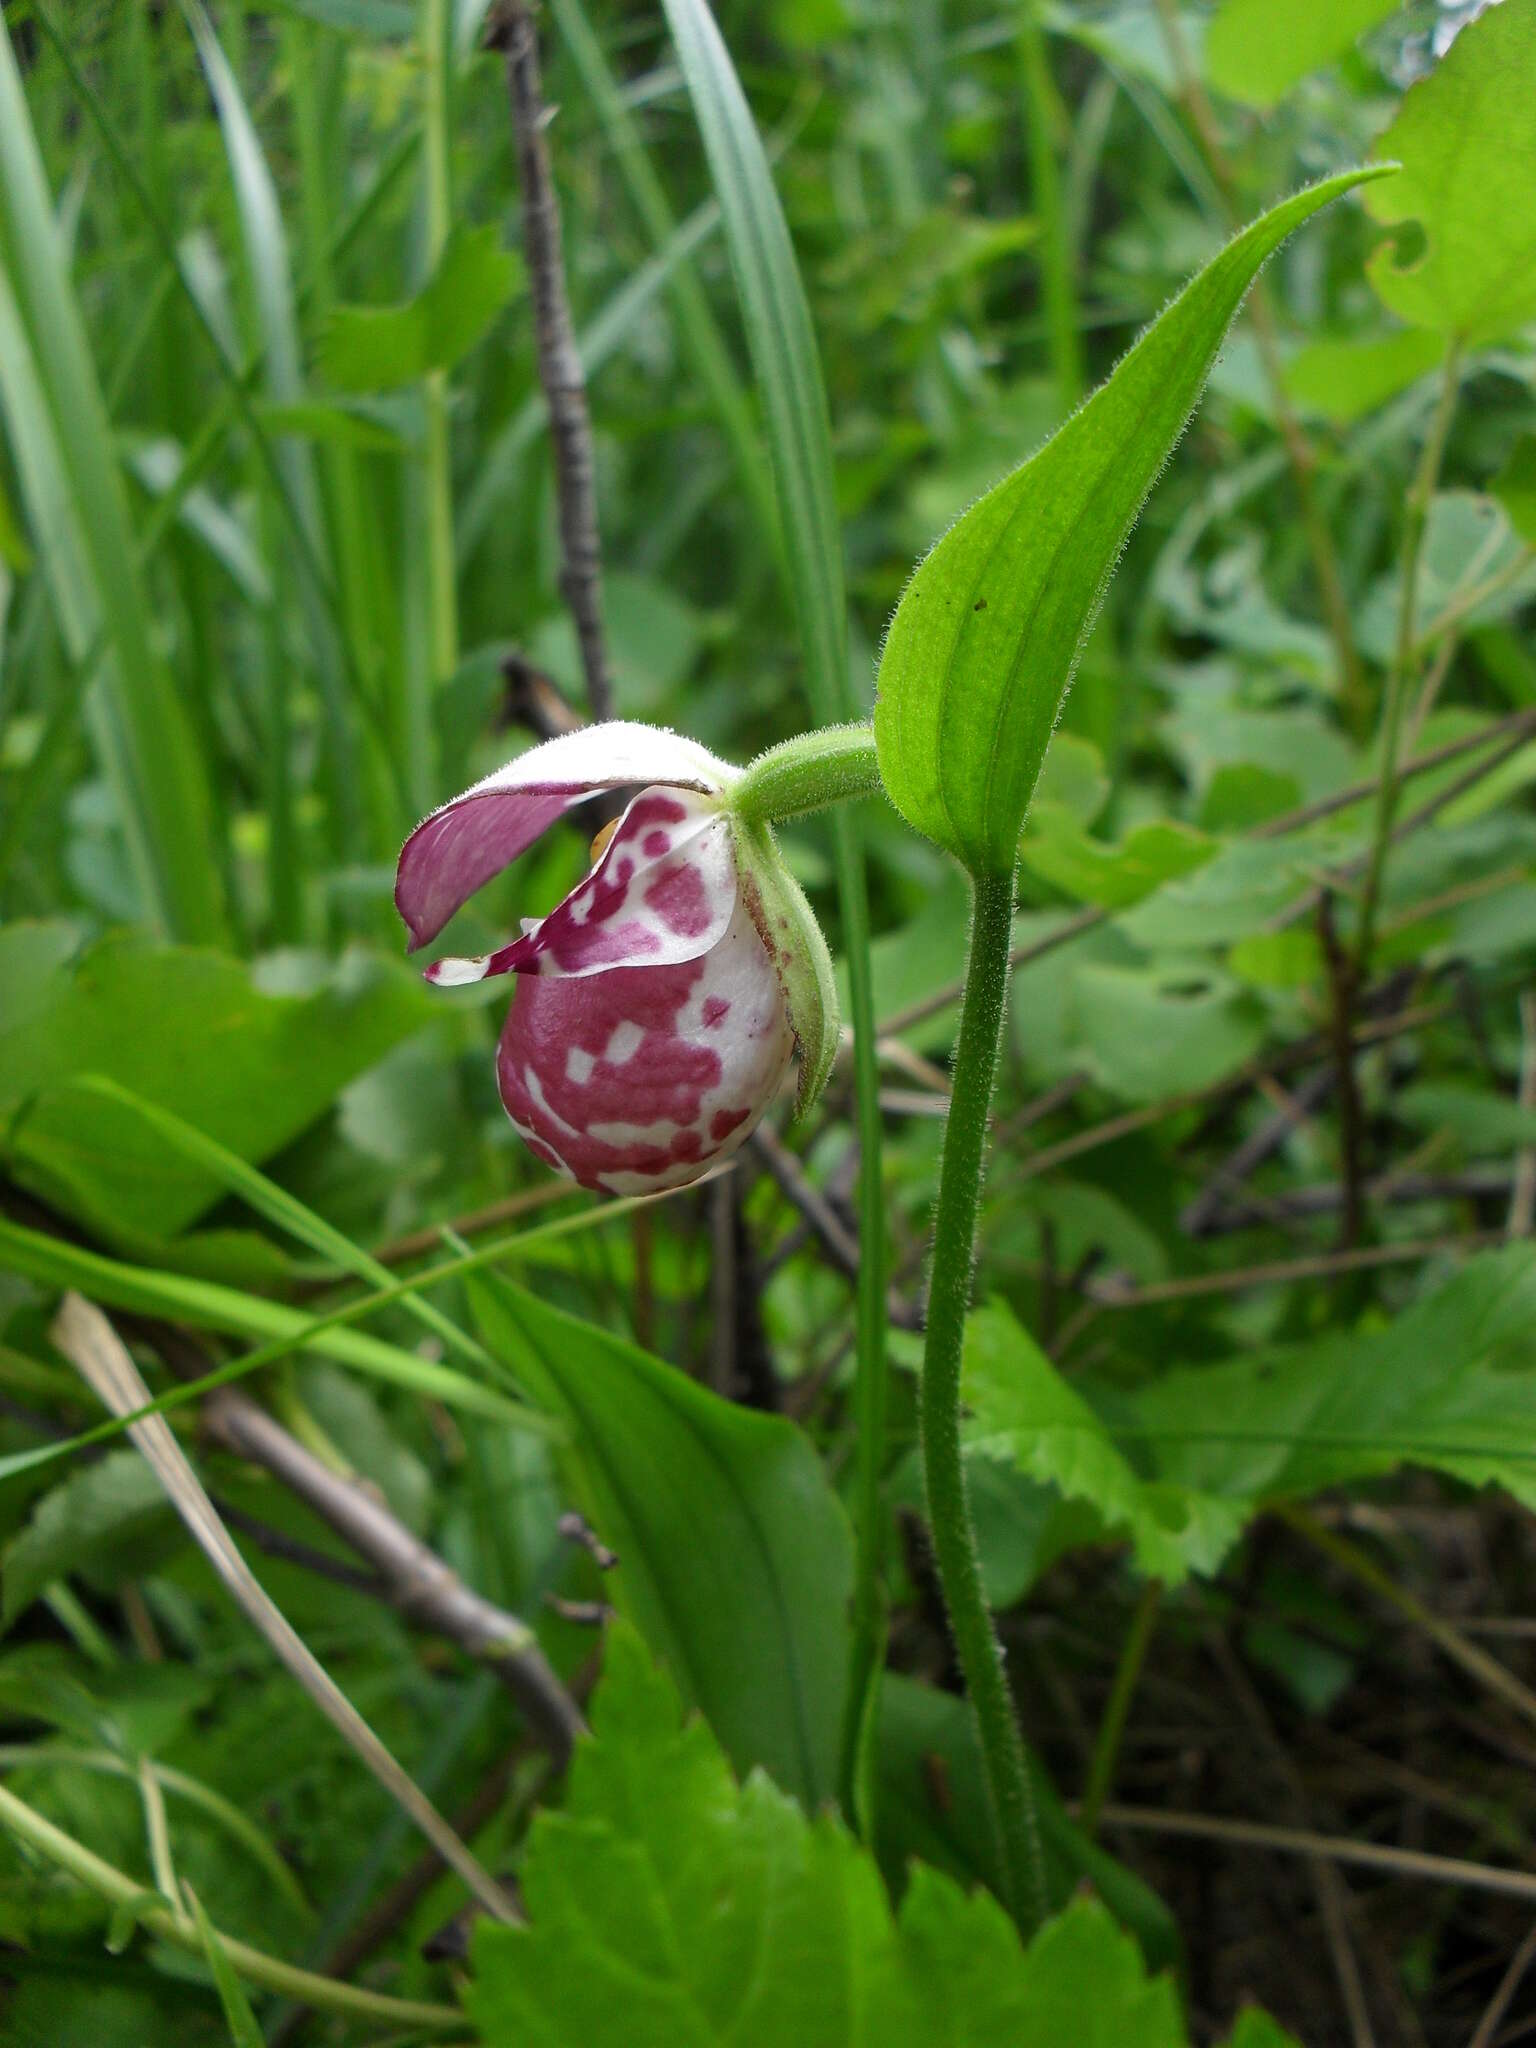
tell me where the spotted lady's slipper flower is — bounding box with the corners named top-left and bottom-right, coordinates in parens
top-left (395, 723), bottom-right (838, 1194)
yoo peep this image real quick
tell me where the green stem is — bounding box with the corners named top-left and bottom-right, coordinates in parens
top-left (921, 867), bottom-right (1047, 1932)
top-left (0, 1782), bottom-right (459, 2031)
top-left (731, 724), bottom-right (883, 825)
top-left (1355, 338), bottom-right (1463, 972)
top-left (836, 799), bottom-right (889, 1834)
top-left (1018, 0), bottom-right (1082, 418)
top-left (1080, 1580), bottom-right (1162, 1838)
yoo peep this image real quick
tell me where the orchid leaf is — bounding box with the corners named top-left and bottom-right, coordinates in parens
top-left (873, 167), bottom-right (1391, 877)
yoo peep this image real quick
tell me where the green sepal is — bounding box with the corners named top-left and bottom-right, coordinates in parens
top-left (733, 818), bottom-right (840, 1118)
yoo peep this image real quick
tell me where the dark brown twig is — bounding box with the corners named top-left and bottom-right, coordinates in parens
top-left (1469, 1920), bottom-right (1536, 2048)
top-left (1085, 1231), bottom-right (1501, 1308)
top-left (1011, 994), bottom-right (1449, 1188)
top-left (1510, 991), bottom-right (1536, 1242)
top-left (1318, 890), bottom-right (1367, 1250)
top-left (749, 1123), bottom-right (923, 1330)
top-left (498, 649), bottom-right (589, 739)
top-left (1196, 1167), bottom-right (1512, 1236)
top-left (1179, 1066), bottom-right (1336, 1238)
top-left (487, 1), bottom-right (613, 720)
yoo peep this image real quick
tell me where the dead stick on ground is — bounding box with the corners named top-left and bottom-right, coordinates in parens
top-left (1509, 990), bottom-right (1536, 1240)
top-left (1085, 1231), bottom-right (1502, 1308)
top-left (1279, 1500), bottom-right (1536, 1737)
top-left (202, 1384), bottom-right (584, 1764)
top-left (1205, 1625), bottom-right (1376, 2048)
top-left (488, 0), bottom-right (613, 720)
top-left (1088, 1803), bottom-right (1536, 1906)
top-left (1468, 1920), bottom-right (1536, 2048)
top-left (1317, 889), bottom-right (1367, 1250)
top-left (50, 1293), bottom-right (519, 1926)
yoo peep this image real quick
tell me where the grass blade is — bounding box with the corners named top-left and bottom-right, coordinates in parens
top-left (178, 0), bottom-right (364, 893)
top-left (656, 0), bottom-right (889, 1826)
top-left (71, 1074), bottom-right (500, 1376)
top-left (0, 14), bottom-right (226, 942)
top-left (50, 1292), bottom-right (519, 1925)
top-left (0, 1217), bottom-right (544, 1427)
top-left (549, 0), bottom-right (780, 555)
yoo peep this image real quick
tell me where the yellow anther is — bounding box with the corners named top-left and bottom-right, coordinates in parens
top-left (589, 816), bottom-right (621, 863)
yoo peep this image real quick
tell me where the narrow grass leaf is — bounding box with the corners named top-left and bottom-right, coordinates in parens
top-left (0, 14), bottom-right (225, 940)
top-left (70, 1074), bottom-right (499, 1377)
top-left (657, 0), bottom-right (890, 1817)
top-left (184, 1886), bottom-right (265, 2048)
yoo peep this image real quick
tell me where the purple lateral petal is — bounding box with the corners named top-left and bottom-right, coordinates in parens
top-left (395, 722), bottom-right (737, 950)
top-left (496, 894), bottom-right (794, 1194)
top-left (424, 789), bottom-right (738, 986)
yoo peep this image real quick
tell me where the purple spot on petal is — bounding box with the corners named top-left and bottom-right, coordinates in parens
top-left (643, 829), bottom-right (671, 858)
top-left (644, 861), bottom-right (711, 938)
top-left (702, 996), bottom-right (730, 1028)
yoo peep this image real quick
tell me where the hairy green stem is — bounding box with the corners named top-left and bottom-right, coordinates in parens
top-left (1080, 1579), bottom-right (1162, 1838)
top-left (0, 1782), bottom-right (459, 2030)
top-left (731, 724), bottom-right (883, 825)
top-left (1018, 0), bottom-right (1082, 417)
top-left (1356, 339), bottom-right (1463, 971)
top-left (921, 867), bottom-right (1047, 1931)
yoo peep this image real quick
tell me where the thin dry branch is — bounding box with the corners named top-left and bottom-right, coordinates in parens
top-left (488, 0), bottom-right (613, 720)
top-left (202, 1384), bottom-right (584, 1764)
top-left (1092, 1802), bottom-right (1536, 1906)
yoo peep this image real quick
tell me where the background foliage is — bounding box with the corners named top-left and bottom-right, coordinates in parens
top-left (2, 0), bottom-right (1536, 2041)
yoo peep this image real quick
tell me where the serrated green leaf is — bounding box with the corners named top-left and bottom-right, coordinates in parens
top-left (873, 168), bottom-right (1390, 877)
top-left (468, 1624), bottom-right (1277, 2045)
top-left (874, 1674), bottom-right (1180, 1971)
top-left (320, 224), bottom-right (522, 392)
top-left (964, 1307), bottom-right (1250, 1585)
top-left (964, 1247), bottom-right (1536, 1585)
top-left (466, 1275), bottom-right (853, 1807)
top-left (1206, 0), bottom-right (1400, 108)
top-left (1365, 0), bottom-right (1536, 343)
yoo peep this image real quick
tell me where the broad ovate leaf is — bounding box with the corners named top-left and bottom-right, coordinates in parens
top-left (872, 168), bottom-right (1391, 878)
top-left (1365, 0), bottom-right (1536, 344)
top-left (1206, 0), bottom-right (1400, 108)
top-left (466, 1274), bottom-right (852, 1808)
